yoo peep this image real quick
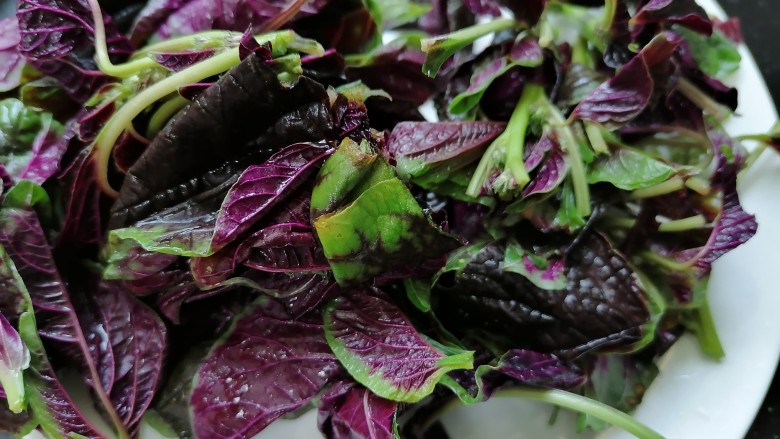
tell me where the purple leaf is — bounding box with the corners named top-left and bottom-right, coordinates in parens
top-left (324, 290), bottom-right (473, 403)
top-left (212, 142), bottom-right (332, 250)
top-left (0, 312), bottom-right (29, 413)
top-left (714, 18), bottom-right (742, 44)
top-left (57, 142), bottom-right (108, 250)
top-left (0, 244), bottom-right (105, 438)
top-left (571, 55), bottom-right (654, 129)
top-left (463, 0), bottom-right (501, 16)
top-left (78, 281), bottom-right (167, 433)
top-left (280, 280), bottom-right (339, 319)
top-left (0, 18), bottom-right (24, 92)
top-left (191, 299), bottom-right (342, 439)
top-left (0, 208), bottom-right (129, 436)
top-left (491, 349), bottom-right (585, 391)
top-left (524, 134), bottom-right (554, 171)
top-left (16, 0), bottom-right (135, 102)
top-left (152, 49), bottom-right (216, 72)
top-left (386, 121), bottom-right (505, 177)
top-left (522, 135), bottom-right (568, 197)
top-left (136, 0), bottom-right (331, 42)
top-left (238, 29), bottom-right (273, 61)
top-left (633, 0), bottom-right (713, 35)
top-left (318, 385), bottom-right (397, 439)
top-left (241, 223), bottom-right (330, 272)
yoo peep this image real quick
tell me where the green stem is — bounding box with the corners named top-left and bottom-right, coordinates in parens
top-left (684, 176), bottom-right (711, 196)
top-left (86, 0), bottom-right (160, 77)
top-left (640, 251), bottom-right (693, 271)
top-left (421, 18), bottom-right (518, 77)
top-left (584, 121), bottom-right (609, 154)
top-left (547, 102), bottom-right (591, 216)
top-left (630, 176), bottom-right (684, 199)
top-left (505, 83), bottom-right (544, 188)
top-left (146, 95), bottom-right (190, 138)
top-left (493, 388), bottom-right (665, 439)
top-left (133, 31), bottom-right (241, 57)
top-left (602, 0), bottom-right (618, 30)
top-left (95, 48), bottom-right (241, 196)
top-left (466, 132), bottom-right (504, 197)
top-left (688, 295), bottom-right (726, 360)
top-left (658, 215), bottom-right (706, 232)
top-left (0, 370), bottom-right (25, 414)
top-left (677, 78), bottom-right (731, 121)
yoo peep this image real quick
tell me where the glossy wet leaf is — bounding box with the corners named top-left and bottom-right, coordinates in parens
top-left (324, 290), bottom-right (473, 403)
top-left (587, 148), bottom-right (675, 190)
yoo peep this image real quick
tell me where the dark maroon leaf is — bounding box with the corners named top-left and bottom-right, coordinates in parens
top-left (571, 55), bottom-right (654, 129)
top-left (109, 55), bottom-right (335, 229)
top-left (488, 349), bottom-right (585, 392)
top-left (16, 0), bottom-right (135, 102)
top-left (190, 299), bottom-right (341, 439)
top-left (57, 142), bottom-right (108, 250)
top-left (0, 18), bottom-right (24, 92)
top-left (347, 42), bottom-right (435, 107)
top-left (78, 280), bottom-right (167, 433)
top-left (212, 142), bottom-right (332, 250)
top-left (318, 385), bottom-right (397, 439)
top-left (238, 29), bottom-right (272, 61)
top-left (632, 0), bottom-right (713, 35)
top-left (463, 0), bottom-right (501, 16)
top-left (434, 233), bottom-right (651, 358)
top-left (499, 0), bottom-right (547, 25)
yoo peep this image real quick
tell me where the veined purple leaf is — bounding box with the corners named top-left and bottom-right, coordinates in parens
top-left (135, 0), bottom-right (331, 42)
top-left (152, 49), bottom-right (217, 72)
top-left (241, 223), bottom-right (330, 272)
top-left (522, 136), bottom-right (568, 197)
top-left (0, 207), bottom-right (129, 437)
top-left (17, 0), bottom-right (135, 102)
top-left (632, 0), bottom-right (712, 35)
top-left (571, 55), bottom-right (653, 129)
top-left (280, 279), bottom-right (339, 319)
top-left (103, 237), bottom-right (180, 281)
top-left (0, 312), bottom-right (30, 413)
top-left (77, 281), bottom-right (167, 433)
top-left (386, 121), bottom-right (505, 179)
top-left (0, 18), bottom-right (24, 92)
top-left (213, 142), bottom-right (332, 250)
top-left (678, 164), bottom-right (756, 275)
top-left (191, 299), bottom-right (341, 439)
top-left (318, 385), bottom-right (397, 439)
top-left (324, 290), bottom-right (473, 403)
top-left (0, 240), bottom-right (104, 438)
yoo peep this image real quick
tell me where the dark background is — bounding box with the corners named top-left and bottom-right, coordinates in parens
top-left (719, 3), bottom-right (780, 438)
top-left (0, 1), bottom-right (777, 438)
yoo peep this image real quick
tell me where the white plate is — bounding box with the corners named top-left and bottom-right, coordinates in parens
top-left (256, 1), bottom-right (780, 438)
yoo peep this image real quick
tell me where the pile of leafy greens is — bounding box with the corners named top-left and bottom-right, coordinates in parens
top-left (0, 0), bottom-right (774, 438)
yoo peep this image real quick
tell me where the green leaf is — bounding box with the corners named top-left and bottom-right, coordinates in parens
top-left (312, 140), bottom-right (459, 285)
top-left (2, 181), bottom-right (52, 220)
top-left (587, 148), bottom-right (675, 190)
top-left (0, 98), bottom-right (47, 154)
top-left (554, 180), bottom-right (586, 231)
top-left (364, 0), bottom-right (431, 31)
top-left (676, 27), bottom-right (741, 80)
top-left (403, 278), bottom-right (432, 312)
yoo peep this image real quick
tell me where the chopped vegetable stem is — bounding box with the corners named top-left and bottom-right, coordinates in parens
top-left (546, 101), bottom-right (591, 216)
top-left (630, 176), bottom-right (685, 199)
top-left (584, 121), bottom-right (609, 154)
top-left (677, 78), bottom-right (731, 121)
top-left (505, 83), bottom-right (544, 187)
top-left (146, 95), bottom-right (191, 138)
top-left (658, 215), bottom-right (707, 232)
